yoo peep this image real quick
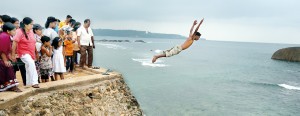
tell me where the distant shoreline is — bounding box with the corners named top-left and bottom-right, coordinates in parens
top-left (92, 28), bottom-right (186, 39)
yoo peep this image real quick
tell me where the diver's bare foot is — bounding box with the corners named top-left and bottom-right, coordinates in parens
top-left (152, 56), bottom-right (158, 63)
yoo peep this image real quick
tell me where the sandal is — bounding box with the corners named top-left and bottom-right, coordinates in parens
top-left (92, 66), bottom-right (100, 69)
top-left (32, 84), bottom-right (40, 88)
top-left (0, 85), bottom-right (8, 92)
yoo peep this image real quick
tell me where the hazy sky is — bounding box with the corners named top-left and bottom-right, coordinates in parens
top-left (1, 0), bottom-right (300, 44)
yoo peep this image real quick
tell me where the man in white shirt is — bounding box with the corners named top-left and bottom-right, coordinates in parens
top-left (77, 19), bottom-right (95, 68)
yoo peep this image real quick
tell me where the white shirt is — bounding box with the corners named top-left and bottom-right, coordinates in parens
top-left (35, 34), bottom-right (42, 53)
top-left (77, 26), bottom-right (94, 46)
top-left (43, 28), bottom-right (58, 44)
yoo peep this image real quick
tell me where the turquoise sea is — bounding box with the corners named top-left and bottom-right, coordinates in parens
top-left (93, 36), bottom-right (300, 116)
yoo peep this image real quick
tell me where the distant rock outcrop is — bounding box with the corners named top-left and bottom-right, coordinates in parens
top-left (95, 39), bottom-right (130, 42)
top-left (134, 40), bottom-right (146, 43)
top-left (271, 47), bottom-right (300, 62)
top-left (95, 39), bottom-right (146, 43)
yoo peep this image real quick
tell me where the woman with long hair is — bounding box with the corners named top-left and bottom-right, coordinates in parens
top-left (12, 17), bottom-right (40, 88)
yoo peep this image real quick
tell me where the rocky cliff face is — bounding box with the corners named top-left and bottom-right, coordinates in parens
top-left (272, 47), bottom-right (300, 62)
top-left (0, 78), bottom-right (143, 116)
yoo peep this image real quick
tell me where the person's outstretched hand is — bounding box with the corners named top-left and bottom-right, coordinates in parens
top-left (193, 20), bottom-right (197, 26)
top-left (199, 18), bottom-right (204, 25)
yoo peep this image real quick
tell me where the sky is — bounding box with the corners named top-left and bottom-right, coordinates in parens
top-left (1, 0), bottom-right (300, 44)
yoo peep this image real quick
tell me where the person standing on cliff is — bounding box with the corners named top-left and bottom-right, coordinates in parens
top-left (77, 19), bottom-right (95, 69)
top-left (152, 19), bottom-right (204, 63)
top-left (12, 17), bottom-right (40, 88)
top-left (0, 22), bottom-right (22, 92)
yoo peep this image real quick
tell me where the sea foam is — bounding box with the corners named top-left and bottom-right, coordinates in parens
top-left (97, 43), bottom-right (127, 50)
top-left (132, 58), bottom-right (167, 67)
top-left (278, 84), bottom-right (300, 90)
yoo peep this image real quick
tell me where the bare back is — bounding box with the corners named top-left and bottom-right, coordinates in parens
top-left (181, 36), bottom-right (194, 50)
top-left (181, 19), bottom-right (203, 50)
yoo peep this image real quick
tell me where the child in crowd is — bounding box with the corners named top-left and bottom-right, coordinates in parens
top-left (33, 24), bottom-right (43, 57)
top-left (72, 22), bottom-right (81, 66)
top-left (51, 37), bottom-right (66, 80)
top-left (40, 36), bottom-right (53, 82)
top-left (33, 24), bottom-right (43, 82)
top-left (64, 30), bottom-right (74, 74)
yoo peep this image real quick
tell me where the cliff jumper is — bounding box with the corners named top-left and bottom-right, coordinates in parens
top-left (152, 18), bottom-right (204, 63)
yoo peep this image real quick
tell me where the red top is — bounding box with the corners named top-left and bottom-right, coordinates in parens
top-left (13, 29), bottom-right (36, 60)
top-left (0, 32), bottom-right (12, 59)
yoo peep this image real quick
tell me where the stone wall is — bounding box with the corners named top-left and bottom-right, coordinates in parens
top-left (0, 77), bottom-right (143, 116)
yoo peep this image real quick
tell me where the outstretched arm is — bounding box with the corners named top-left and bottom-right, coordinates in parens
top-left (189, 20), bottom-right (198, 37)
top-left (193, 18), bottom-right (204, 36)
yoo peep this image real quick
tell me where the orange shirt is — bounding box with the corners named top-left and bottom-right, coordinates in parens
top-left (64, 39), bottom-right (73, 56)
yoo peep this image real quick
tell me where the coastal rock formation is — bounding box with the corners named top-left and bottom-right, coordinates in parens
top-left (0, 78), bottom-right (143, 116)
top-left (95, 39), bottom-right (146, 43)
top-left (271, 47), bottom-right (300, 62)
top-left (134, 40), bottom-right (146, 43)
top-left (96, 39), bottom-right (131, 42)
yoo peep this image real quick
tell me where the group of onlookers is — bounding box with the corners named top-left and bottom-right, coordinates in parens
top-left (0, 15), bottom-right (95, 92)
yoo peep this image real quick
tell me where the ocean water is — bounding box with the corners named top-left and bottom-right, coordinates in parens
top-left (93, 36), bottom-right (300, 116)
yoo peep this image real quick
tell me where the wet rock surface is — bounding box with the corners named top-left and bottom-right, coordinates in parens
top-left (1, 78), bottom-right (143, 116)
